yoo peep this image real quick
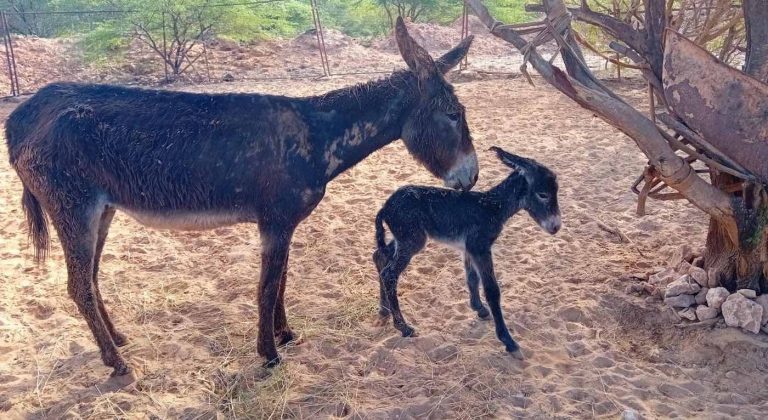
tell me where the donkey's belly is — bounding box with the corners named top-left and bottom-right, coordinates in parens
top-left (120, 209), bottom-right (248, 231)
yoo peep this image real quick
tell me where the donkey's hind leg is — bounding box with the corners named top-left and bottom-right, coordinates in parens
top-left (55, 203), bottom-right (130, 376)
top-left (92, 206), bottom-right (127, 346)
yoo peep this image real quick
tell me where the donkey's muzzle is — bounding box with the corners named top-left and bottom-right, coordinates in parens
top-left (541, 214), bottom-right (562, 235)
top-left (444, 152), bottom-right (479, 192)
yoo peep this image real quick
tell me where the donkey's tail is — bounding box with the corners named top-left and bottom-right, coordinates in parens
top-left (22, 187), bottom-right (49, 263)
top-left (374, 209), bottom-right (388, 252)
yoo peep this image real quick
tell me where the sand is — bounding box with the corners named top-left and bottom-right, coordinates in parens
top-left (2, 74), bottom-right (768, 418)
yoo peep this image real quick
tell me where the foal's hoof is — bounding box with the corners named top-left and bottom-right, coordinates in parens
top-left (400, 326), bottom-right (417, 337)
top-left (476, 307), bottom-right (491, 320)
top-left (113, 332), bottom-right (129, 347)
top-left (275, 330), bottom-right (296, 347)
top-left (262, 356), bottom-right (282, 369)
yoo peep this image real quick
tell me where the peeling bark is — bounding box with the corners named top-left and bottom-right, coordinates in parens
top-left (663, 30), bottom-right (768, 184)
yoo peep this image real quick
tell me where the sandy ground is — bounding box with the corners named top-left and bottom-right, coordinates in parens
top-left (2, 73), bottom-right (768, 419)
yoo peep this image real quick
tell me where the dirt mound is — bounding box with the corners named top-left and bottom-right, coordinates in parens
top-left (373, 20), bottom-right (514, 56)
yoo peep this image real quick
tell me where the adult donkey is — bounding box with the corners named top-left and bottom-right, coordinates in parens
top-left (6, 18), bottom-right (477, 377)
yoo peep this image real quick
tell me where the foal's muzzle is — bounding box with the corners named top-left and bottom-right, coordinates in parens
top-left (444, 152), bottom-right (479, 192)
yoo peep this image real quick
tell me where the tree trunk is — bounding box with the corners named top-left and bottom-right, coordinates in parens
top-left (743, 0), bottom-right (768, 82)
top-left (704, 1), bottom-right (768, 292)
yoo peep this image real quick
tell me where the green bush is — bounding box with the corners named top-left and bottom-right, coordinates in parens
top-left (79, 22), bottom-right (130, 64)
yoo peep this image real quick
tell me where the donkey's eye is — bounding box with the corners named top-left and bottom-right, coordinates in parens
top-left (446, 112), bottom-right (461, 123)
top-left (536, 192), bottom-right (549, 201)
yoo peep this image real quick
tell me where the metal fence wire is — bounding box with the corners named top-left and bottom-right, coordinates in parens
top-left (0, 1), bottom-right (571, 97)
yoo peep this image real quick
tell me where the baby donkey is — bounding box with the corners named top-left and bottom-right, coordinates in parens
top-left (373, 146), bottom-right (561, 358)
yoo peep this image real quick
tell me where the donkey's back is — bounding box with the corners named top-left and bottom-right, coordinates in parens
top-left (6, 83), bottom-right (320, 217)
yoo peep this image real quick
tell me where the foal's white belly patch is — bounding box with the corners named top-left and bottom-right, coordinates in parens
top-left (434, 236), bottom-right (466, 251)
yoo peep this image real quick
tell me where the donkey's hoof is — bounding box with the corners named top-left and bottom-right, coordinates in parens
top-left (110, 363), bottom-right (132, 377)
top-left (507, 348), bottom-right (525, 360)
top-left (400, 326), bottom-right (417, 337)
top-left (262, 356), bottom-right (282, 369)
top-left (477, 307), bottom-right (491, 320)
top-left (275, 329), bottom-right (296, 347)
top-left (113, 332), bottom-right (129, 347)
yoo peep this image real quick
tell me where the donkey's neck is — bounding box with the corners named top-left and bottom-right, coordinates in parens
top-left (309, 72), bottom-right (417, 182)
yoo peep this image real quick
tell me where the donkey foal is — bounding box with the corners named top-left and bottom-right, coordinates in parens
top-left (373, 146), bottom-right (561, 358)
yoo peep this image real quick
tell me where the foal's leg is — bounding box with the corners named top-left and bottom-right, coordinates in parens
top-left (380, 235), bottom-right (425, 337)
top-left (92, 206), bottom-right (127, 346)
top-left (55, 204), bottom-right (130, 376)
top-left (373, 241), bottom-right (395, 319)
top-left (464, 252), bottom-right (490, 319)
top-left (256, 225), bottom-right (294, 367)
top-left (274, 256), bottom-right (294, 347)
top-left (469, 251), bottom-right (523, 359)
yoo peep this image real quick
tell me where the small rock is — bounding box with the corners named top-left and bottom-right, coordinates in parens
top-left (737, 289), bottom-right (757, 299)
top-left (695, 305), bottom-right (719, 321)
top-left (622, 408), bottom-right (640, 420)
top-left (649, 267), bottom-right (677, 286)
top-left (725, 370), bottom-right (737, 379)
top-left (721, 293), bottom-right (764, 334)
top-left (695, 287), bottom-right (709, 305)
top-left (643, 283), bottom-right (659, 296)
top-left (706, 287), bottom-right (730, 309)
top-left (625, 284), bottom-right (645, 294)
top-left (692, 256), bottom-right (705, 268)
top-left (676, 260), bottom-right (692, 274)
top-left (222, 73), bottom-right (235, 82)
top-left (707, 268), bottom-right (721, 288)
top-left (664, 275), bottom-right (700, 297)
top-left (761, 324), bottom-right (768, 334)
top-left (665, 294), bottom-right (696, 308)
top-left (669, 244), bottom-right (694, 267)
top-left (645, 295), bottom-right (661, 304)
top-left (678, 307), bottom-right (697, 321)
top-left (755, 295), bottom-right (768, 325)
top-left (688, 266), bottom-right (708, 287)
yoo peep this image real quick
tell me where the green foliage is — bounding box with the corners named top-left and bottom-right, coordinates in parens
top-left (486, 0), bottom-right (538, 24)
top-left (2, 0), bottom-right (541, 58)
top-left (79, 21), bottom-right (129, 64)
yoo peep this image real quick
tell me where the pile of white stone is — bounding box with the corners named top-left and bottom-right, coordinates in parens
top-left (628, 249), bottom-right (768, 334)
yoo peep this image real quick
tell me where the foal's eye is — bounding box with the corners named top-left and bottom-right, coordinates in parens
top-left (446, 112), bottom-right (461, 123)
top-left (536, 192), bottom-right (549, 201)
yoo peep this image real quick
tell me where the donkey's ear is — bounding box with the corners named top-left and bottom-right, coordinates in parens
top-left (489, 146), bottom-right (528, 172)
top-left (436, 35), bottom-right (474, 74)
top-left (395, 16), bottom-right (437, 81)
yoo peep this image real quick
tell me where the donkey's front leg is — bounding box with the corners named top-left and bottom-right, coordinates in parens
top-left (274, 259), bottom-right (295, 347)
top-left (257, 225), bottom-right (294, 367)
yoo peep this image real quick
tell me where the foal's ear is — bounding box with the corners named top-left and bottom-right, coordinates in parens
top-left (436, 35), bottom-right (474, 74)
top-left (489, 146), bottom-right (530, 173)
top-left (395, 16), bottom-right (437, 82)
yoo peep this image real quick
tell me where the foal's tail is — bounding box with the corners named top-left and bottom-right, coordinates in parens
top-left (374, 209), bottom-right (388, 252)
top-left (22, 186), bottom-right (50, 263)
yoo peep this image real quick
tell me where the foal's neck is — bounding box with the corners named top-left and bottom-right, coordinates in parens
top-left (309, 72), bottom-right (418, 182)
top-left (486, 173), bottom-right (527, 220)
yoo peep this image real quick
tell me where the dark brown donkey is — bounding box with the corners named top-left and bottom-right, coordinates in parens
top-left (5, 18), bottom-right (477, 377)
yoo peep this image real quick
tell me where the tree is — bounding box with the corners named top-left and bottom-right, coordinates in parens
top-left (129, 0), bottom-right (218, 81)
top-left (467, 0), bottom-right (768, 292)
